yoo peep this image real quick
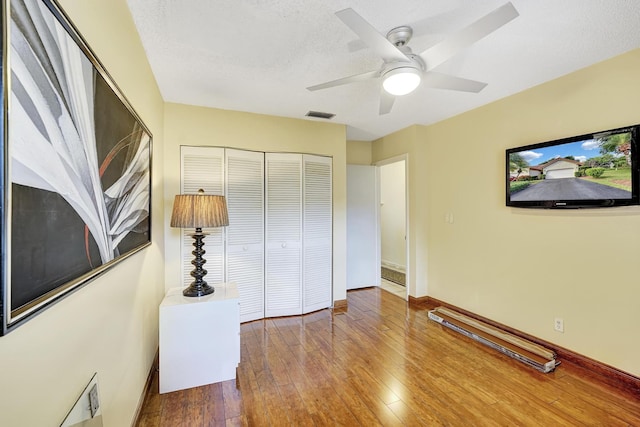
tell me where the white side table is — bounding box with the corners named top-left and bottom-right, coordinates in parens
top-left (159, 283), bottom-right (240, 394)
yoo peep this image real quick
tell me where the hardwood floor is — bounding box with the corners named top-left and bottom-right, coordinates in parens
top-left (137, 288), bottom-right (640, 426)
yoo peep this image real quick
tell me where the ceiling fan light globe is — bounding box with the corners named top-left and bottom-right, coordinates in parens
top-left (383, 68), bottom-right (421, 96)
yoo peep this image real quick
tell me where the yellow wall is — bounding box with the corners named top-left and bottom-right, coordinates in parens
top-left (0, 1), bottom-right (166, 426)
top-left (374, 49), bottom-right (640, 376)
top-left (346, 140), bottom-right (373, 164)
top-left (163, 103), bottom-right (348, 302)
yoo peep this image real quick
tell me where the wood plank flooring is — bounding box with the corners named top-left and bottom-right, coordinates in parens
top-left (137, 287), bottom-right (640, 426)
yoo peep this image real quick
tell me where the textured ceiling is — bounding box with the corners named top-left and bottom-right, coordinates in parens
top-left (126, 0), bottom-right (640, 141)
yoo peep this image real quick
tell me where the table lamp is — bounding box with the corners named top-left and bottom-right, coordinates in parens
top-left (170, 189), bottom-right (229, 297)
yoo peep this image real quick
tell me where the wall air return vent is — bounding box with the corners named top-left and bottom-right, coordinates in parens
top-left (306, 111), bottom-right (335, 120)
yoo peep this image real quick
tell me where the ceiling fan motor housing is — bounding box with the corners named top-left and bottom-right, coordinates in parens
top-left (387, 26), bottom-right (413, 46)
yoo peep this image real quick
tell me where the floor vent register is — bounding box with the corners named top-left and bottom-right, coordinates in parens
top-left (428, 307), bottom-right (559, 373)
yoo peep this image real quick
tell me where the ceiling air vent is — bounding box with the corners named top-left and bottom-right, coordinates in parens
top-left (306, 111), bottom-right (335, 120)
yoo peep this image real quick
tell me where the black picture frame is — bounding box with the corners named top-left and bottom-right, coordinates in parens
top-left (1, 0), bottom-right (152, 334)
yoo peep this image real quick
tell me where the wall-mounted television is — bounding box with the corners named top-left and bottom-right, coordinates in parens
top-left (506, 125), bottom-right (640, 208)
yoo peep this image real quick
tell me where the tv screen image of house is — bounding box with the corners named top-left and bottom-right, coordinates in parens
top-left (506, 125), bottom-right (640, 208)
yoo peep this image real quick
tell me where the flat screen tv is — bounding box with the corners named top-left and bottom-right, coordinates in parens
top-left (506, 124), bottom-right (640, 208)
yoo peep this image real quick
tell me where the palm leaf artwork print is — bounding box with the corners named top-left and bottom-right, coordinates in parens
top-left (7, 0), bottom-right (151, 318)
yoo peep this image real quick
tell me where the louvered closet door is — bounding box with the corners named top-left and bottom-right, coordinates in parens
top-left (265, 153), bottom-right (302, 317)
top-left (225, 149), bottom-right (265, 323)
top-left (302, 155), bottom-right (332, 313)
top-left (180, 146), bottom-right (225, 287)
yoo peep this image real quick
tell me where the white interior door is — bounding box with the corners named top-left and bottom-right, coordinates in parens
top-left (225, 149), bottom-right (265, 323)
top-left (346, 165), bottom-right (380, 289)
top-left (265, 153), bottom-right (302, 317)
top-left (180, 146), bottom-right (225, 287)
top-left (302, 155), bottom-right (332, 313)
top-left (379, 160), bottom-right (407, 275)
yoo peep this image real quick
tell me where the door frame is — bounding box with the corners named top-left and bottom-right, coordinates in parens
top-left (375, 154), bottom-right (409, 300)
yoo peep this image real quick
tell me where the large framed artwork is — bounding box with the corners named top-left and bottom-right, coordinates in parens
top-left (0, 0), bottom-right (152, 334)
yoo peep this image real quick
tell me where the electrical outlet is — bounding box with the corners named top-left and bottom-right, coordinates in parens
top-left (554, 317), bottom-right (564, 333)
top-left (88, 383), bottom-right (100, 417)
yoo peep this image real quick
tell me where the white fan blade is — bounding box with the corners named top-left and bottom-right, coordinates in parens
top-left (419, 2), bottom-right (518, 70)
top-left (379, 89), bottom-right (395, 115)
top-left (307, 70), bottom-right (379, 91)
top-left (410, 7), bottom-right (476, 38)
top-left (423, 72), bottom-right (487, 93)
top-left (347, 38), bottom-right (368, 53)
top-left (336, 8), bottom-right (409, 63)
top-left (347, 8), bottom-right (463, 53)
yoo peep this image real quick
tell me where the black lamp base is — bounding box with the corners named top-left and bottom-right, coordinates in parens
top-left (183, 282), bottom-right (215, 297)
top-left (183, 228), bottom-right (215, 298)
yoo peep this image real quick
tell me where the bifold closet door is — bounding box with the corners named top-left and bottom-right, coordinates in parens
top-left (180, 147), bottom-right (332, 321)
top-left (265, 153), bottom-right (303, 317)
top-left (302, 155), bottom-right (332, 313)
top-left (180, 146), bottom-right (225, 287)
top-left (225, 149), bottom-right (265, 323)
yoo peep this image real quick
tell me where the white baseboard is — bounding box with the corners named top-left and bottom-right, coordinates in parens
top-left (381, 260), bottom-right (406, 273)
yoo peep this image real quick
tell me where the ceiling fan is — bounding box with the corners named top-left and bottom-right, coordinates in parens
top-left (307, 3), bottom-right (519, 115)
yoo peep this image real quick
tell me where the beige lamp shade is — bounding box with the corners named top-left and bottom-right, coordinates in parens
top-left (170, 192), bottom-right (229, 229)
